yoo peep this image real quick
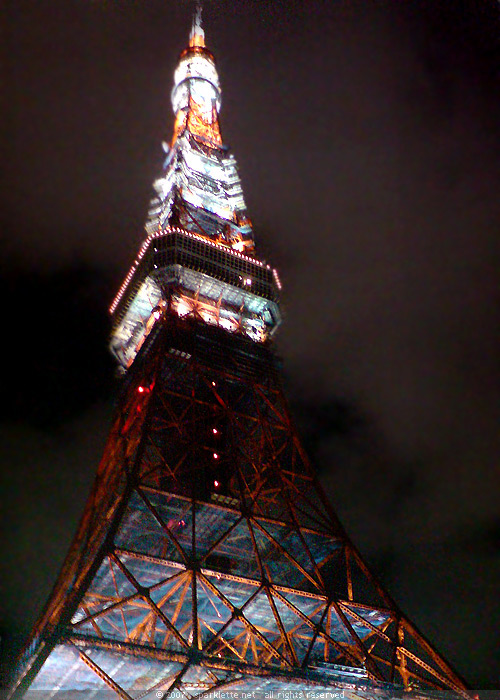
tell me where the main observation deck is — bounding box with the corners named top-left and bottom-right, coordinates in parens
top-left (110, 227), bottom-right (282, 369)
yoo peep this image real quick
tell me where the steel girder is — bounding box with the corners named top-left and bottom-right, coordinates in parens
top-left (9, 317), bottom-right (470, 700)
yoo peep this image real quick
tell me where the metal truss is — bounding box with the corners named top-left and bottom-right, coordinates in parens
top-left (9, 315), bottom-right (470, 700)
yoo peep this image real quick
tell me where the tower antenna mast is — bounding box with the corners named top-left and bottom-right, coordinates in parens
top-left (193, 1), bottom-right (202, 34)
top-left (189, 0), bottom-right (205, 48)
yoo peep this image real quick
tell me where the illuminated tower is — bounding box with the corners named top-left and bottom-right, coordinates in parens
top-left (9, 9), bottom-right (470, 700)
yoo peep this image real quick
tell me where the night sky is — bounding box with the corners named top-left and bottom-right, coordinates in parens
top-left (1, 0), bottom-right (500, 691)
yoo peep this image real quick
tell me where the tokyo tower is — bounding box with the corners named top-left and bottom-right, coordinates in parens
top-left (8, 8), bottom-right (471, 700)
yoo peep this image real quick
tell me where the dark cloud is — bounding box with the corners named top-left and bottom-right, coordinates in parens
top-left (1, 0), bottom-right (499, 690)
top-left (0, 404), bottom-right (112, 671)
top-left (0, 263), bottom-right (115, 427)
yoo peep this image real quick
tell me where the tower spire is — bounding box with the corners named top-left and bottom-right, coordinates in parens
top-left (190, 1), bottom-right (205, 47)
top-left (171, 3), bottom-right (222, 147)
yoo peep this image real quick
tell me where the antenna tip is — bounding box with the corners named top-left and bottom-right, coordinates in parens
top-left (190, 2), bottom-right (205, 47)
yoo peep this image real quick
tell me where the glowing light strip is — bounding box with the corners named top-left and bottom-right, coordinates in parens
top-left (273, 268), bottom-right (282, 291)
top-left (109, 226), bottom-right (274, 314)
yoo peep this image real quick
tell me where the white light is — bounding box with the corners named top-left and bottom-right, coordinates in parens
top-left (175, 300), bottom-right (191, 317)
top-left (273, 268), bottom-right (282, 290)
top-left (218, 317), bottom-right (236, 332)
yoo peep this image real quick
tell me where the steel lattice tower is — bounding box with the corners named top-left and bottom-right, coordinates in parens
top-left (9, 9), bottom-right (471, 700)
